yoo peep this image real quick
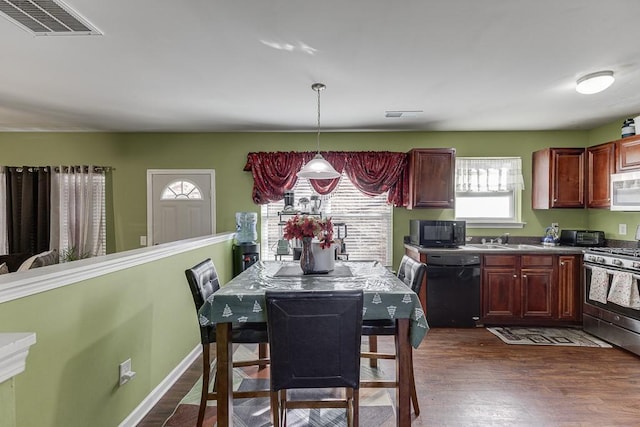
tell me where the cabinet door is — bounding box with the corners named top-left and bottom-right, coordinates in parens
top-left (521, 268), bottom-right (555, 319)
top-left (557, 255), bottom-right (581, 321)
top-left (587, 143), bottom-right (615, 208)
top-left (616, 135), bottom-right (640, 172)
top-left (408, 149), bottom-right (455, 209)
top-left (532, 148), bottom-right (585, 209)
top-left (552, 148), bottom-right (585, 208)
top-left (482, 267), bottom-right (520, 320)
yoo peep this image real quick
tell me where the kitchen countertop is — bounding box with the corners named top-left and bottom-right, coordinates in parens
top-left (405, 243), bottom-right (586, 255)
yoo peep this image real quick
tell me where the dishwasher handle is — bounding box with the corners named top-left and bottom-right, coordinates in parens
top-left (426, 254), bottom-right (481, 266)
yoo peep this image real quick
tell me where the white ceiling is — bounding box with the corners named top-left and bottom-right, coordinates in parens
top-left (1, 0), bottom-right (640, 133)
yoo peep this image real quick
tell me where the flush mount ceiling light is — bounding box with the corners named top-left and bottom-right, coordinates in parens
top-left (576, 71), bottom-right (615, 95)
top-left (297, 83), bottom-right (341, 180)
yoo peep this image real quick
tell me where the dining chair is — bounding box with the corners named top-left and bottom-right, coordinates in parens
top-left (185, 258), bottom-right (270, 427)
top-left (265, 290), bottom-right (364, 427)
top-left (360, 255), bottom-right (426, 416)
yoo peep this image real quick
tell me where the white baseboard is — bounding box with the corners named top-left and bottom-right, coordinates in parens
top-left (119, 344), bottom-right (201, 427)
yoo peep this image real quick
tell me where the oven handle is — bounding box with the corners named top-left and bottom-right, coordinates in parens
top-left (584, 264), bottom-right (640, 281)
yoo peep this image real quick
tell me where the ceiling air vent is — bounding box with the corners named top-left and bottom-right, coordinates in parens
top-left (0, 0), bottom-right (101, 35)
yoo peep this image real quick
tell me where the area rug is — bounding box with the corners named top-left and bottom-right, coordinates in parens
top-left (163, 345), bottom-right (397, 427)
top-left (487, 327), bottom-right (612, 348)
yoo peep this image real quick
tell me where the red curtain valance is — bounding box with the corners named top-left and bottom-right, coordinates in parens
top-left (243, 151), bottom-right (408, 206)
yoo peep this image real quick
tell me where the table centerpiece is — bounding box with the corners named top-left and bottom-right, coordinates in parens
top-left (283, 214), bottom-right (335, 274)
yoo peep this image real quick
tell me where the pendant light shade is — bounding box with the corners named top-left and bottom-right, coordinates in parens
top-left (298, 153), bottom-right (341, 179)
top-left (576, 70), bottom-right (615, 94)
top-left (297, 83), bottom-right (341, 180)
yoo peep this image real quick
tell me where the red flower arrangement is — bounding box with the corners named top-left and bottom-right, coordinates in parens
top-left (283, 215), bottom-right (334, 249)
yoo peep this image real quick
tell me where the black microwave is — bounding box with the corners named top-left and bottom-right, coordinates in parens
top-left (410, 220), bottom-right (466, 248)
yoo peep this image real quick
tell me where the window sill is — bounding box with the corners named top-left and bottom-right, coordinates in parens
top-left (463, 222), bottom-right (526, 229)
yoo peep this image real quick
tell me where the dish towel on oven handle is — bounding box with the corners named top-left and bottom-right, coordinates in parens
top-left (588, 267), bottom-right (609, 304)
top-left (607, 271), bottom-right (640, 310)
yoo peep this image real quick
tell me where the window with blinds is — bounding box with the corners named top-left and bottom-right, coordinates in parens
top-left (260, 173), bottom-right (392, 265)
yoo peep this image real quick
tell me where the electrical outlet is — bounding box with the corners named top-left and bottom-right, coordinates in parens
top-left (119, 358), bottom-right (136, 386)
top-left (140, 235), bottom-right (147, 246)
top-left (619, 224), bottom-right (627, 235)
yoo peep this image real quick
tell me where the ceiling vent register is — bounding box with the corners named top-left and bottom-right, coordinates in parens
top-left (0, 0), bottom-right (101, 35)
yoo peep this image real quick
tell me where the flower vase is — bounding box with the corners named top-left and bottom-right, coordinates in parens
top-left (300, 237), bottom-right (315, 274)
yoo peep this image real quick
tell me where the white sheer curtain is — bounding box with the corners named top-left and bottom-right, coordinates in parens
top-left (0, 167), bottom-right (7, 255)
top-left (51, 166), bottom-right (106, 260)
top-left (456, 157), bottom-right (524, 192)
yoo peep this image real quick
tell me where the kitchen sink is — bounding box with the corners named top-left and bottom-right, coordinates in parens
top-left (509, 244), bottom-right (546, 250)
top-left (461, 243), bottom-right (515, 250)
top-left (461, 243), bottom-right (547, 251)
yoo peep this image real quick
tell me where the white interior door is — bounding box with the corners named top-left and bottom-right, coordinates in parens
top-left (147, 169), bottom-right (215, 245)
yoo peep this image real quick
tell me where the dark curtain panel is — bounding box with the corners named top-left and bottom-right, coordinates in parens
top-left (244, 151), bottom-right (409, 206)
top-left (6, 166), bottom-right (51, 254)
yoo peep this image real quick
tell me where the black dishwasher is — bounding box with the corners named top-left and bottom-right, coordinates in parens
top-left (426, 253), bottom-right (481, 327)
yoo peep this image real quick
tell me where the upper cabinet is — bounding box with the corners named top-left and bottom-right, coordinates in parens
top-left (587, 142), bottom-right (615, 208)
top-left (616, 135), bottom-right (640, 172)
top-left (408, 148), bottom-right (456, 209)
top-left (532, 148), bottom-right (585, 209)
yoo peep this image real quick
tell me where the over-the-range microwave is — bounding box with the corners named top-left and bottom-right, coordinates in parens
top-left (611, 171), bottom-right (640, 211)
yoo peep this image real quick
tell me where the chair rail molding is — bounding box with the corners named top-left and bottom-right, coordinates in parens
top-left (0, 333), bottom-right (36, 384)
top-left (0, 233), bottom-right (235, 304)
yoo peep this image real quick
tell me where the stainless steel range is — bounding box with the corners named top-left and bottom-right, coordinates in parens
top-left (583, 247), bottom-right (640, 356)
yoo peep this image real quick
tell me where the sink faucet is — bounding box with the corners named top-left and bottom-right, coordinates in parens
top-left (496, 233), bottom-right (510, 244)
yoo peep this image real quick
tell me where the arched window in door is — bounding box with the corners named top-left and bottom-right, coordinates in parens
top-left (160, 179), bottom-right (203, 200)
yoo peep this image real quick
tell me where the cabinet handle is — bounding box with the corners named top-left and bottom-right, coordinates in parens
top-left (560, 262), bottom-right (565, 266)
top-left (523, 274), bottom-right (527, 278)
top-left (513, 274), bottom-right (517, 278)
top-left (553, 198), bottom-right (558, 202)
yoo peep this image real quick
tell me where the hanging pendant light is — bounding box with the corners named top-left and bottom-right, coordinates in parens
top-left (297, 83), bottom-right (341, 179)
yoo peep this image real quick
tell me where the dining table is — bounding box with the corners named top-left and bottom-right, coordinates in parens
top-left (198, 259), bottom-right (429, 426)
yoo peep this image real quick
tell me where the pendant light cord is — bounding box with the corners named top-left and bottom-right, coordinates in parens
top-left (312, 83), bottom-right (325, 154)
top-left (316, 85), bottom-right (321, 154)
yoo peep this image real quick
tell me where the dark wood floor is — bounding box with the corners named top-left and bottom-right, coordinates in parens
top-left (137, 328), bottom-right (640, 426)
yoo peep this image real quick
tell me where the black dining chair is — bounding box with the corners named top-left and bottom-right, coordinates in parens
top-left (265, 290), bottom-right (364, 427)
top-left (360, 255), bottom-right (426, 416)
top-left (185, 258), bottom-right (270, 427)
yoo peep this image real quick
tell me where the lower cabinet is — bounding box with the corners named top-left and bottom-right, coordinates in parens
top-left (557, 255), bottom-right (581, 322)
top-left (481, 254), bottom-right (581, 325)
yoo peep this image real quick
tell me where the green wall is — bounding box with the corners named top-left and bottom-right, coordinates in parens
top-left (0, 238), bottom-right (233, 427)
top-left (1, 121), bottom-right (636, 266)
top-left (1, 119), bottom-right (638, 425)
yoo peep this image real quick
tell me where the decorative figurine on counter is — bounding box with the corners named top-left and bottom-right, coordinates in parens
top-left (542, 226), bottom-right (560, 246)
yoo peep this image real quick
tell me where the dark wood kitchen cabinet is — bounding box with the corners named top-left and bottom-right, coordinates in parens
top-left (532, 148), bottom-right (585, 209)
top-left (482, 255), bottom-right (521, 320)
top-left (616, 135), bottom-right (640, 172)
top-left (482, 255), bottom-right (555, 323)
top-left (587, 142), bottom-right (615, 208)
top-left (557, 255), bottom-right (581, 321)
top-left (408, 148), bottom-right (455, 209)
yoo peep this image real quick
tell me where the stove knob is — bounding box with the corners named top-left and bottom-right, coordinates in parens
top-left (634, 262), bottom-right (640, 269)
top-left (586, 255), bottom-right (596, 262)
top-left (612, 259), bottom-right (623, 266)
top-left (596, 257), bottom-right (606, 263)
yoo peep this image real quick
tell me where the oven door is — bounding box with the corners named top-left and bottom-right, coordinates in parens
top-left (583, 263), bottom-right (640, 321)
